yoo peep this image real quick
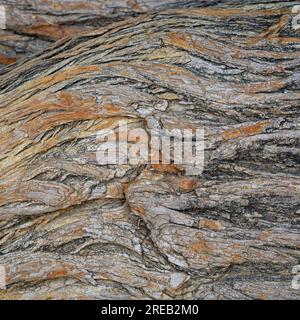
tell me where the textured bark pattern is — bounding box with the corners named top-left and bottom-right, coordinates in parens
top-left (0, 2), bottom-right (300, 300)
top-left (0, 0), bottom-right (299, 71)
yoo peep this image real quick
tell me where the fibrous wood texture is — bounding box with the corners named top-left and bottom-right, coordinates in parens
top-left (0, 1), bottom-right (300, 300)
top-left (1, 0), bottom-right (299, 70)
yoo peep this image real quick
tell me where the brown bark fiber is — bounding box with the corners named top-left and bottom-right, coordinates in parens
top-left (0, 1), bottom-right (299, 300)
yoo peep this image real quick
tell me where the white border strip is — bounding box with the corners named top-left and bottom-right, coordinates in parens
top-left (0, 5), bottom-right (6, 30)
top-left (0, 265), bottom-right (6, 290)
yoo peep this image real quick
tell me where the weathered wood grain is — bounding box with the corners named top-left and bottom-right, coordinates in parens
top-left (0, 0), bottom-right (299, 70)
top-left (0, 2), bottom-right (299, 300)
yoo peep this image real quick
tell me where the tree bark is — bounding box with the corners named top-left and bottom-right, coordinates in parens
top-left (0, 2), bottom-right (299, 300)
top-left (1, 0), bottom-right (299, 70)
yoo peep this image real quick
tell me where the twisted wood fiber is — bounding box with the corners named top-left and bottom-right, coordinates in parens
top-left (0, 2), bottom-right (299, 299)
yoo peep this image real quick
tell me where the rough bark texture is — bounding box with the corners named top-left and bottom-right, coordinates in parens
top-left (0, 0), bottom-right (299, 71)
top-left (0, 1), bottom-right (300, 300)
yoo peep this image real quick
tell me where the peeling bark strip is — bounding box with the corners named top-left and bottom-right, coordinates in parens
top-left (0, 3), bottom-right (300, 300)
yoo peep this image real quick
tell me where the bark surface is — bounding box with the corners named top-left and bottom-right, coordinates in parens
top-left (0, 1), bottom-right (299, 300)
top-left (0, 0), bottom-right (299, 70)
